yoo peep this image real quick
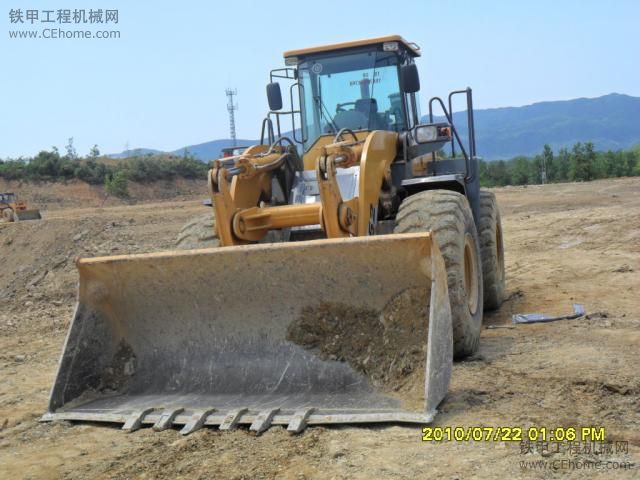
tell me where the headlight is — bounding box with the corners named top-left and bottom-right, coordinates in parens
top-left (415, 125), bottom-right (438, 143)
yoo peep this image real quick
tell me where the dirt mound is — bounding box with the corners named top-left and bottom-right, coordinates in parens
top-left (0, 178), bottom-right (207, 210)
top-left (0, 202), bottom-right (209, 305)
top-left (287, 287), bottom-right (430, 395)
top-left (1, 217), bottom-right (153, 307)
top-left (99, 340), bottom-right (137, 393)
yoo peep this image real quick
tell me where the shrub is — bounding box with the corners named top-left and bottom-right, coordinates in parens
top-left (105, 170), bottom-right (129, 198)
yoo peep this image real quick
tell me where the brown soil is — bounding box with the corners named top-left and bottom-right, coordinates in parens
top-left (0, 177), bottom-right (639, 479)
top-left (288, 287), bottom-right (429, 395)
top-left (99, 340), bottom-right (137, 393)
top-left (0, 177), bottom-right (207, 210)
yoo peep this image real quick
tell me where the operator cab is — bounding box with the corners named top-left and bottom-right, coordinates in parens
top-left (0, 192), bottom-right (16, 203)
top-left (293, 42), bottom-right (418, 147)
top-left (263, 35), bottom-right (478, 219)
top-left (266, 36), bottom-right (422, 153)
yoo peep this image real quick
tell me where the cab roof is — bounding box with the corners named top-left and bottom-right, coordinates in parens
top-left (283, 35), bottom-right (421, 59)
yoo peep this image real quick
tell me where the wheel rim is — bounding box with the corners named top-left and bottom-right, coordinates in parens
top-left (496, 221), bottom-right (505, 282)
top-left (464, 233), bottom-right (479, 315)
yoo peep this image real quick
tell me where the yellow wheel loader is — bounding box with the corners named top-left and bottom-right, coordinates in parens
top-left (0, 192), bottom-right (41, 222)
top-left (44, 36), bottom-right (505, 434)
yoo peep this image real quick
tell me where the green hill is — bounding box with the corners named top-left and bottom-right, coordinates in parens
top-left (425, 93), bottom-right (640, 159)
top-left (107, 93), bottom-right (640, 161)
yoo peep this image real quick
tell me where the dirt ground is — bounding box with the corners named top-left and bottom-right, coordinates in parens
top-left (0, 178), bottom-right (207, 210)
top-left (0, 177), bottom-right (638, 479)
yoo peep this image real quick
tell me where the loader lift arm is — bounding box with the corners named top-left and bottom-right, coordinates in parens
top-left (209, 130), bottom-right (400, 245)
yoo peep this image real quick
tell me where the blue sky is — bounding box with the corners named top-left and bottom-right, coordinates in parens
top-left (1, 0), bottom-right (638, 157)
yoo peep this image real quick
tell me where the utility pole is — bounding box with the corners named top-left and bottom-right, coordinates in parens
top-left (226, 88), bottom-right (238, 146)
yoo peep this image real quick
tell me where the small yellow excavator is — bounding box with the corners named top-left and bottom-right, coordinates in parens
top-left (44, 36), bottom-right (505, 434)
top-left (0, 192), bottom-right (41, 222)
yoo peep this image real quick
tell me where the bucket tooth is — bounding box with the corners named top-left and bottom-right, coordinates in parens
top-left (180, 409), bottom-right (216, 435)
top-left (287, 408), bottom-right (315, 434)
top-left (219, 408), bottom-right (248, 431)
top-left (250, 409), bottom-right (280, 434)
top-left (122, 407), bottom-right (155, 432)
top-left (153, 408), bottom-right (184, 431)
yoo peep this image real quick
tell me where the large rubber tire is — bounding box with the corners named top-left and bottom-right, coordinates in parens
top-left (394, 190), bottom-right (483, 359)
top-left (176, 211), bottom-right (287, 249)
top-left (479, 191), bottom-right (505, 310)
top-left (3, 209), bottom-right (15, 222)
top-left (176, 212), bottom-right (220, 250)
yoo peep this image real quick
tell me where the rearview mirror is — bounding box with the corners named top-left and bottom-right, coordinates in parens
top-left (266, 82), bottom-right (283, 111)
top-left (400, 64), bottom-right (420, 93)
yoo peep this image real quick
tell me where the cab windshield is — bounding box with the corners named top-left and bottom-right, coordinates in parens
top-left (298, 50), bottom-right (406, 151)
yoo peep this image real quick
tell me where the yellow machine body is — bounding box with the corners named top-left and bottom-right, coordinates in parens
top-left (45, 36), bottom-right (458, 434)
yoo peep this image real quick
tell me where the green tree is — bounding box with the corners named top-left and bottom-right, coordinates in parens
top-left (65, 137), bottom-right (78, 160)
top-left (491, 160), bottom-right (510, 186)
top-left (30, 149), bottom-right (62, 178)
top-left (76, 159), bottom-right (109, 184)
top-left (569, 142), bottom-right (596, 182)
top-left (542, 144), bottom-right (555, 182)
top-left (530, 154), bottom-right (542, 184)
top-left (633, 152), bottom-right (640, 176)
top-left (556, 147), bottom-right (570, 181)
top-left (105, 170), bottom-right (129, 198)
top-left (479, 160), bottom-right (492, 186)
top-left (603, 150), bottom-right (616, 177)
top-left (0, 158), bottom-right (27, 179)
top-left (569, 142), bottom-right (596, 181)
top-left (622, 150), bottom-right (637, 176)
top-left (89, 144), bottom-right (100, 159)
top-left (510, 156), bottom-right (530, 185)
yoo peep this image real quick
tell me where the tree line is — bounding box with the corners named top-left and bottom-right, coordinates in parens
top-left (0, 139), bottom-right (209, 197)
top-left (479, 142), bottom-right (640, 187)
top-left (2, 140), bottom-right (639, 194)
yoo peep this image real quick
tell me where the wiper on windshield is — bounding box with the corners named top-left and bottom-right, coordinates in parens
top-left (313, 95), bottom-right (338, 133)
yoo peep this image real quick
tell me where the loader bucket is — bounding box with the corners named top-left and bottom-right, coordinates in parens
top-left (43, 233), bottom-right (452, 434)
top-left (14, 209), bottom-right (41, 221)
